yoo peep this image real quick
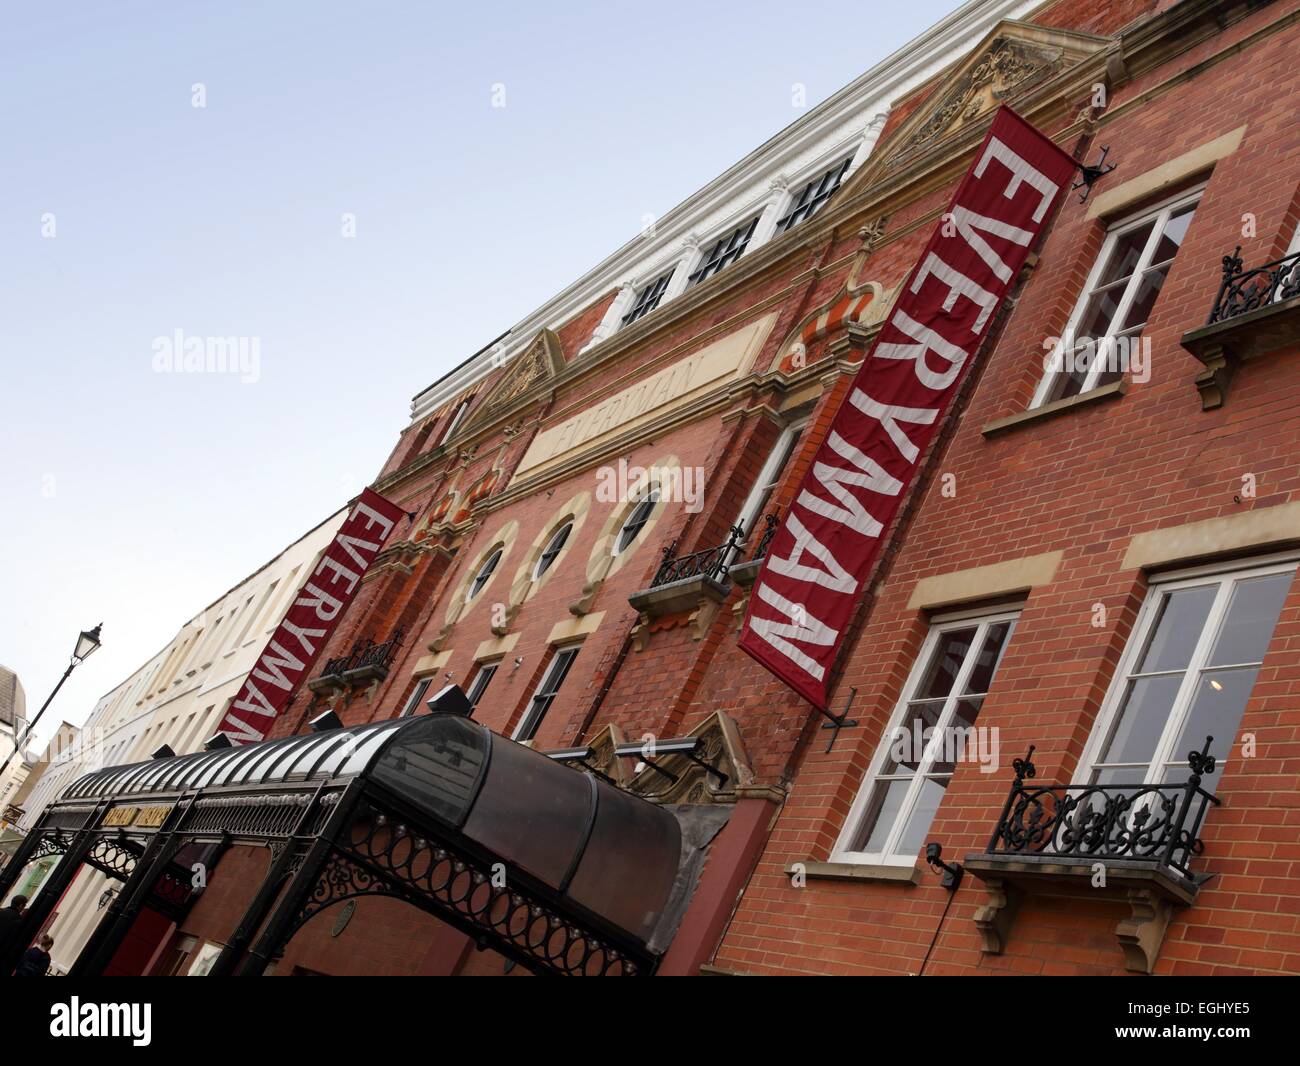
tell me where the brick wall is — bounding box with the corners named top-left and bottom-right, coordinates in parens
top-left (713, 0), bottom-right (1300, 976)
top-left (163, 0), bottom-right (1300, 976)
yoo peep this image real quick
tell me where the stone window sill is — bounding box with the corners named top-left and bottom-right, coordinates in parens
top-left (981, 379), bottom-right (1127, 438)
top-left (785, 860), bottom-right (921, 886)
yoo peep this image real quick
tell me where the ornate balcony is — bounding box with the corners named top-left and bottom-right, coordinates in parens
top-left (1181, 246), bottom-right (1300, 409)
top-left (986, 740), bottom-right (1220, 879)
top-left (1209, 247), bottom-right (1300, 321)
top-left (965, 739), bottom-right (1221, 973)
top-left (309, 629), bottom-right (405, 697)
top-left (713, 512), bottom-right (779, 590)
top-left (649, 523), bottom-right (746, 589)
top-left (627, 513), bottom-right (781, 648)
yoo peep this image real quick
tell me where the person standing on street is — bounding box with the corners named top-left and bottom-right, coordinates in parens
top-left (0, 895), bottom-right (29, 976)
top-left (15, 933), bottom-right (53, 976)
top-left (0, 896), bottom-right (28, 948)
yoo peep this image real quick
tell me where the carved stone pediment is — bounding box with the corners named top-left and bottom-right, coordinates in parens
top-left (901, 38), bottom-right (1059, 161)
top-left (472, 329), bottom-right (565, 425)
top-left (842, 20), bottom-right (1108, 196)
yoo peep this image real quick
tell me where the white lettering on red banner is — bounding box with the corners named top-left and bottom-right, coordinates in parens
top-left (218, 487), bottom-right (407, 743)
top-left (739, 108), bottom-right (1076, 708)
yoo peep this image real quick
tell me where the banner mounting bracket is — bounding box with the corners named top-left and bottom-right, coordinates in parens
top-left (1072, 145), bottom-right (1117, 203)
top-left (819, 686), bottom-right (860, 752)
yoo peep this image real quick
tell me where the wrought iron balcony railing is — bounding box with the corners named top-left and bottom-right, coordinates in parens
top-left (1208, 245), bottom-right (1300, 324)
top-left (320, 652), bottom-right (352, 677)
top-left (987, 738), bottom-right (1221, 882)
top-left (320, 628), bottom-right (405, 679)
top-left (649, 512), bottom-right (781, 590)
top-left (651, 524), bottom-right (744, 588)
top-left (750, 511), bottom-right (779, 563)
top-left (353, 629), bottom-right (404, 671)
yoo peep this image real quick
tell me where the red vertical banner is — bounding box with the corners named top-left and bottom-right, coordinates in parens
top-left (738, 107), bottom-right (1077, 709)
top-left (218, 487), bottom-right (408, 743)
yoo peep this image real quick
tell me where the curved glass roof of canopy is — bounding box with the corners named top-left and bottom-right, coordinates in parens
top-left (60, 718), bottom-right (410, 801)
top-left (56, 715), bottom-right (682, 947)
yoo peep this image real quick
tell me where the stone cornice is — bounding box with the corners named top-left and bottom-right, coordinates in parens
top-left (1096, 0), bottom-right (1294, 128)
top-left (384, 0), bottom-right (1275, 497)
top-left (408, 0), bottom-right (1044, 422)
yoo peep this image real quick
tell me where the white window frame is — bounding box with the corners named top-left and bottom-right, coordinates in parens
top-left (613, 487), bottom-right (659, 557)
top-left (512, 645), bottom-right (580, 741)
top-left (400, 677), bottom-right (433, 717)
top-left (466, 546), bottom-right (503, 602)
top-left (439, 398), bottom-right (471, 445)
top-left (620, 267), bottom-right (676, 329)
top-left (532, 520), bottom-right (574, 580)
top-left (774, 156), bottom-right (853, 236)
top-left (465, 661), bottom-right (499, 708)
top-left (1274, 223), bottom-right (1300, 304)
top-left (1077, 553), bottom-right (1298, 787)
top-left (1031, 186), bottom-right (1204, 408)
top-left (832, 607), bottom-right (1020, 866)
top-left (728, 416), bottom-right (808, 564)
top-left (224, 594), bottom-right (257, 657)
top-left (686, 213), bottom-right (762, 289)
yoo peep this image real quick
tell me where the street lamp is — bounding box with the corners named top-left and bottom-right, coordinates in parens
top-left (72, 625), bottom-right (103, 665)
top-left (0, 624), bottom-right (102, 778)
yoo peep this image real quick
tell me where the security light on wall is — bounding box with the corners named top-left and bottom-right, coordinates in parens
top-left (151, 744), bottom-right (175, 760)
top-left (204, 732), bottom-right (233, 750)
top-left (545, 746), bottom-right (595, 761)
top-left (925, 842), bottom-right (963, 891)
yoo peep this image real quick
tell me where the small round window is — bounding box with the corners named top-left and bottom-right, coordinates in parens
top-left (614, 488), bottom-right (659, 556)
top-left (467, 547), bottom-right (503, 602)
top-left (533, 520), bottom-right (573, 580)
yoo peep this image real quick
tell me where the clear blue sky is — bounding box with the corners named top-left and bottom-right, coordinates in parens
top-left (0, 0), bottom-right (962, 750)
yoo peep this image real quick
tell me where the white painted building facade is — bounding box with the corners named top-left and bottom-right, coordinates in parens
top-left (10, 508), bottom-right (346, 972)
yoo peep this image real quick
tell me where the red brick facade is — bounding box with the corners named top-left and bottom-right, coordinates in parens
top-left (164, 0), bottom-right (1300, 976)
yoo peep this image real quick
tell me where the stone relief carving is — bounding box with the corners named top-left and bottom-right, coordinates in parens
top-left (482, 329), bottom-right (564, 414)
top-left (894, 38), bottom-right (1063, 165)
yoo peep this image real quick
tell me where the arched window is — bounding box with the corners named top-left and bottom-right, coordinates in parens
top-left (533, 521), bottom-right (573, 580)
top-left (614, 488), bottom-right (659, 556)
top-left (467, 547), bottom-right (503, 602)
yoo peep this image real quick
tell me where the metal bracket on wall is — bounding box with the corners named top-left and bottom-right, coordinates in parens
top-left (1072, 146), bottom-right (1117, 204)
top-left (819, 686), bottom-right (860, 753)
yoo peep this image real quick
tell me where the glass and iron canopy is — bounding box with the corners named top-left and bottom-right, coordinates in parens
top-left (35, 713), bottom-right (685, 976)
